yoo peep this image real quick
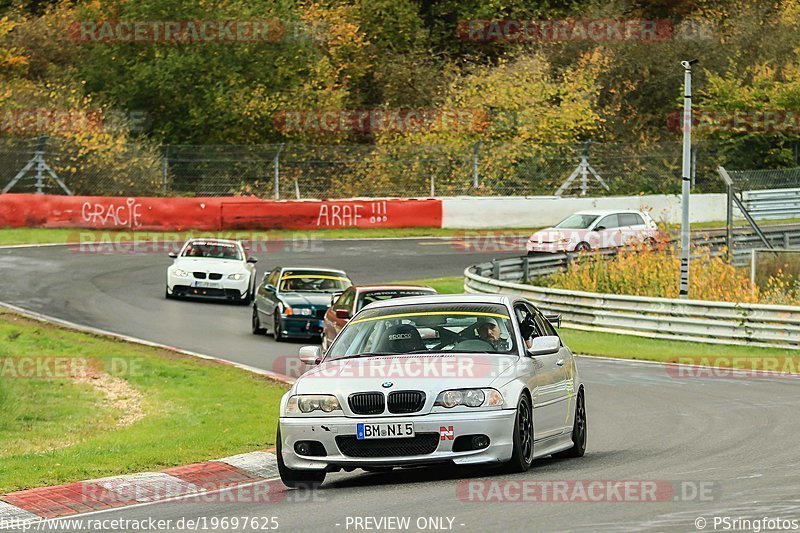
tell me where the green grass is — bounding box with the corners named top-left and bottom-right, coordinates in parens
top-left (2, 215), bottom-right (798, 247)
top-left (395, 276), bottom-right (793, 362)
top-left (0, 312), bottom-right (288, 493)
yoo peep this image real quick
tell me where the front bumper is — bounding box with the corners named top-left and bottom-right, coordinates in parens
top-left (526, 241), bottom-right (571, 253)
top-left (279, 316), bottom-right (325, 339)
top-left (279, 409), bottom-right (517, 471)
top-left (167, 274), bottom-right (249, 300)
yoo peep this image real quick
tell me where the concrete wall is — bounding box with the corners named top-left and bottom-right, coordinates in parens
top-left (441, 194), bottom-right (729, 229)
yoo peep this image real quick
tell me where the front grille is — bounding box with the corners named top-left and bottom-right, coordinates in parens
top-left (316, 309), bottom-right (326, 319)
top-left (387, 391), bottom-right (426, 414)
top-left (193, 272), bottom-right (207, 279)
top-left (208, 273), bottom-right (223, 280)
top-left (336, 433), bottom-right (439, 457)
top-left (348, 392), bottom-right (385, 415)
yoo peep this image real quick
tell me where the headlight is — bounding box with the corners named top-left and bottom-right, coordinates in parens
top-left (227, 273), bottom-right (244, 280)
top-left (283, 307), bottom-right (313, 316)
top-left (434, 388), bottom-right (503, 408)
top-left (286, 395), bottom-right (341, 414)
top-left (173, 269), bottom-right (189, 277)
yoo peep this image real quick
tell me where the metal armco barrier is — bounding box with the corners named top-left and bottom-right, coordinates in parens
top-left (464, 228), bottom-right (800, 349)
top-left (743, 188), bottom-right (800, 220)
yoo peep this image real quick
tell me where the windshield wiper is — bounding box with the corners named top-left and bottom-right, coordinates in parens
top-left (334, 352), bottom-right (394, 360)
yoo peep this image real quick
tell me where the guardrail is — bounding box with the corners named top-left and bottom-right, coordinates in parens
top-left (743, 188), bottom-right (800, 220)
top-left (464, 228), bottom-right (800, 349)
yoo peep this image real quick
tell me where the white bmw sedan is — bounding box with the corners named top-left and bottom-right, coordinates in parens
top-left (165, 238), bottom-right (257, 304)
top-left (277, 294), bottom-right (586, 488)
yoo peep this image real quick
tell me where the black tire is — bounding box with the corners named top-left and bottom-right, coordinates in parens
top-left (554, 389), bottom-right (586, 459)
top-left (575, 242), bottom-right (591, 253)
top-left (273, 312), bottom-right (284, 342)
top-left (277, 427), bottom-right (326, 489)
top-left (504, 393), bottom-right (534, 473)
top-left (251, 305), bottom-right (266, 335)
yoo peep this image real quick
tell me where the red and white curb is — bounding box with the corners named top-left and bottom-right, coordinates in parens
top-left (0, 451), bottom-right (280, 520)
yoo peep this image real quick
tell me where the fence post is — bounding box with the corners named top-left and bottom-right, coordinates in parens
top-left (492, 259), bottom-right (500, 280)
top-left (162, 146), bottom-right (169, 195)
top-left (726, 183), bottom-right (733, 263)
top-left (294, 178), bottom-right (300, 200)
top-left (274, 143), bottom-right (285, 200)
top-left (472, 141), bottom-right (481, 188)
top-left (430, 175), bottom-right (435, 197)
top-left (522, 254), bottom-right (530, 284)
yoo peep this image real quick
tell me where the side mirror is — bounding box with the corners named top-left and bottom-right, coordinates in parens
top-left (335, 309), bottom-right (351, 320)
top-left (527, 335), bottom-right (561, 356)
top-left (595, 225), bottom-right (606, 231)
top-left (265, 284), bottom-right (275, 292)
top-left (299, 345), bottom-right (323, 366)
top-left (168, 252), bottom-right (177, 258)
top-left (247, 256), bottom-right (258, 263)
top-left (544, 313), bottom-right (562, 328)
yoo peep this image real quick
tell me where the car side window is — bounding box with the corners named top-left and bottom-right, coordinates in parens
top-left (335, 289), bottom-right (355, 311)
top-left (267, 269), bottom-right (280, 288)
top-left (596, 214), bottom-right (619, 229)
top-left (534, 311), bottom-right (558, 338)
top-left (619, 213), bottom-right (644, 227)
top-left (514, 303), bottom-right (537, 348)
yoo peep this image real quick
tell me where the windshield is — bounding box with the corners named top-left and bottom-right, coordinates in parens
top-left (357, 289), bottom-right (436, 311)
top-left (327, 303), bottom-right (517, 360)
top-left (181, 241), bottom-right (242, 260)
top-left (554, 214), bottom-right (599, 230)
top-left (279, 271), bottom-right (351, 293)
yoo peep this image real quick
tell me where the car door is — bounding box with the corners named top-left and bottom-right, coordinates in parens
top-left (593, 214), bottom-right (621, 249)
top-left (533, 309), bottom-right (573, 434)
top-left (514, 302), bottom-right (564, 440)
top-left (325, 288), bottom-right (354, 341)
top-left (618, 212), bottom-right (646, 245)
top-left (257, 268), bottom-right (280, 323)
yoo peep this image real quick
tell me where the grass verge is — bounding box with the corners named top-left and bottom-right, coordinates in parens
top-left (0, 227), bottom-right (540, 246)
top-left (396, 276), bottom-right (795, 362)
top-left (1, 216), bottom-right (798, 247)
top-left (0, 311), bottom-right (288, 493)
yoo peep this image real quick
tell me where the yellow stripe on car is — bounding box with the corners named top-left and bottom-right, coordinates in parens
top-left (348, 311), bottom-right (510, 325)
top-left (281, 275), bottom-right (349, 281)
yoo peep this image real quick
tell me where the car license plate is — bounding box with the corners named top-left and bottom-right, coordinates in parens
top-left (193, 281), bottom-right (220, 288)
top-left (357, 422), bottom-right (414, 440)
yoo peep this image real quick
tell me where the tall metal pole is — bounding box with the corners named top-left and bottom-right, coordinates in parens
top-left (274, 143), bottom-right (285, 200)
top-left (679, 59), bottom-right (697, 299)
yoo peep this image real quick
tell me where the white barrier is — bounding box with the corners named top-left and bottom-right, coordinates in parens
top-left (441, 193), bottom-right (729, 229)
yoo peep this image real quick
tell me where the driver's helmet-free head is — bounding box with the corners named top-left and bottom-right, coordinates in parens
top-left (476, 317), bottom-right (500, 338)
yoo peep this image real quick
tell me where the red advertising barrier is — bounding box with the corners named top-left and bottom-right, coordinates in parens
top-left (0, 194), bottom-right (443, 230)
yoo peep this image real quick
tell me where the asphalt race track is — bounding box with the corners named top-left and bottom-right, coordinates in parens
top-left (1, 239), bottom-right (799, 532)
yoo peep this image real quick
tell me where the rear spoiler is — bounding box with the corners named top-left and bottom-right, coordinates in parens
top-left (544, 313), bottom-right (562, 328)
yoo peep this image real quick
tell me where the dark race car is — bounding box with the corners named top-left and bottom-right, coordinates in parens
top-left (321, 284), bottom-right (437, 350)
top-left (252, 267), bottom-right (352, 341)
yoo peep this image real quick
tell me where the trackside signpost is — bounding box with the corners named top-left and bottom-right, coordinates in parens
top-left (679, 59), bottom-right (698, 299)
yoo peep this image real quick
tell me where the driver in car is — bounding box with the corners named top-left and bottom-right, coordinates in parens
top-left (477, 318), bottom-right (506, 350)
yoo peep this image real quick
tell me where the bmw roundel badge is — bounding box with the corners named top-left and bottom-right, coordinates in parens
top-left (382, 381), bottom-right (393, 388)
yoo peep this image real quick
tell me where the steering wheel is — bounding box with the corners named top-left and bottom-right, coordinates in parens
top-left (430, 327), bottom-right (460, 351)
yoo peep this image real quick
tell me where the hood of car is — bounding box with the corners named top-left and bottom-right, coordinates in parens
top-left (279, 292), bottom-right (337, 308)
top-left (172, 257), bottom-right (246, 274)
top-left (294, 353), bottom-right (520, 396)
